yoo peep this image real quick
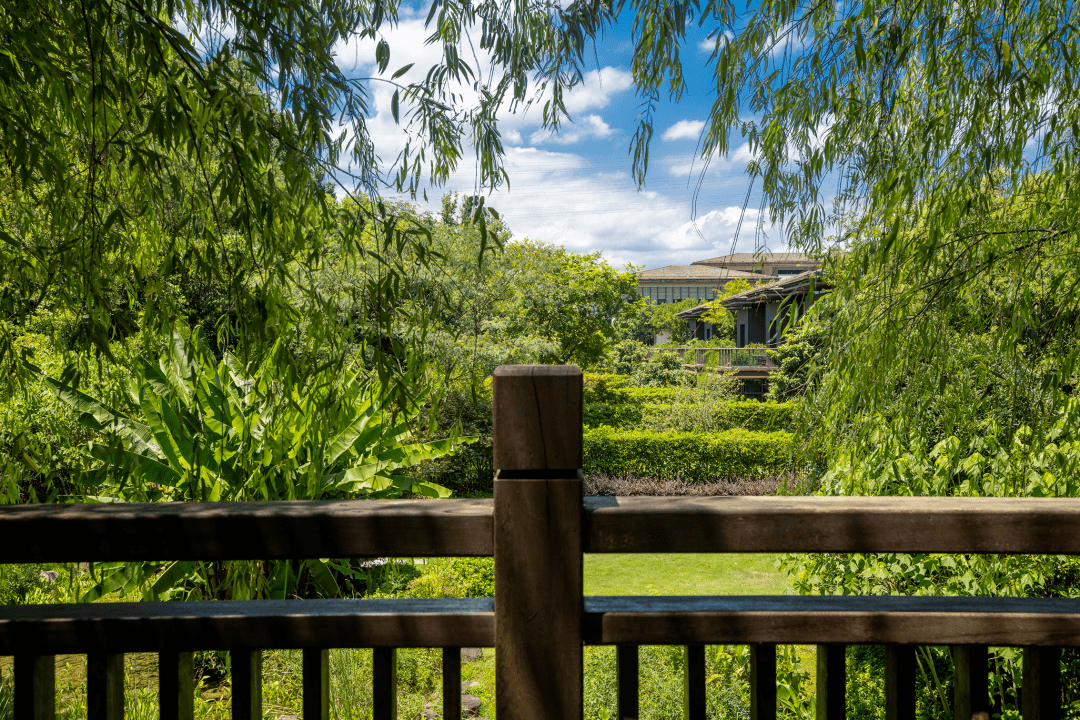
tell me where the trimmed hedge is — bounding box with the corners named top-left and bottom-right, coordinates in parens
top-left (585, 400), bottom-right (794, 431)
top-left (583, 427), bottom-right (798, 482)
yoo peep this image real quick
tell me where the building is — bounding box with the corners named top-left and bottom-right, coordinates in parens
top-left (678, 269), bottom-right (828, 347)
top-left (634, 265), bottom-right (762, 305)
top-left (691, 252), bottom-right (818, 277)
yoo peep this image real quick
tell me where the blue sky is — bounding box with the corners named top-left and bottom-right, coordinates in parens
top-left (332, 4), bottom-right (793, 270)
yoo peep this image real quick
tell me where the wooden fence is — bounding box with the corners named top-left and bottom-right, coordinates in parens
top-left (2, 365), bottom-right (1079, 720)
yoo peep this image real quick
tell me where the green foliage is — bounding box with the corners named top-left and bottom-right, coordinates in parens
top-left (583, 645), bottom-right (752, 720)
top-left (610, 339), bottom-right (648, 375)
top-left (631, 350), bottom-right (685, 388)
top-left (583, 426), bottom-right (797, 482)
top-left (40, 328), bottom-right (468, 601)
top-left (700, 278), bottom-right (754, 340)
top-left (648, 299), bottom-right (699, 345)
top-left (397, 558), bottom-right (495, 599)
top-left (766, 321), bottom-right (822, 402)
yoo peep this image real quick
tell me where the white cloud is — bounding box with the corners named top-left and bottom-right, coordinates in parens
top-left (530, 115), bottom-right (614, 145)
top-left (663, 120), bottom-right (705, 142)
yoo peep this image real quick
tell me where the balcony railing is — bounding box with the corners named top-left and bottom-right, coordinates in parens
top-left (650, 347), bottom-right (776, 368)
top-left (2, 365), bottom-right (1077, 720)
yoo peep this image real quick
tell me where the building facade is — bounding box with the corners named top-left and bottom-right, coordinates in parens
top-left (634, 265), bottom-right (762, 305)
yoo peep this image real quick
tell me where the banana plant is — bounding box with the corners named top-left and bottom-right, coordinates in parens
top-left (42, 328), bottom-right (469, 600)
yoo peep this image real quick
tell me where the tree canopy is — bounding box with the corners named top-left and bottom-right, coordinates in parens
top-left (4, 0), bottom-right (1079, 402)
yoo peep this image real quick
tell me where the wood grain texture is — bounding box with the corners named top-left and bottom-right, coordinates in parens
top-left (13, 655), bottom-right (54, 720)
top-left (158, 652), bottom-right (194, 720)
top-left (582, 596), bottom-right (1080, 646)
top-left (1022, 647), bottom-right (1061, 720)
top-left (816, 645), bottom-right (846, 720)
top-left (0, 499), bottom-right (493, 562)
top-left (583, 496), bottom-right (1080, 554)
top-left (88, 653), bottom-right (124, 720)
top-left (683, 645), bottom-right (706, 720)
top-left (0, 598), bottom-right (494, 653)
top-left (617, 646), bottom-right (639, 720)
top-left (492, 365), bottom-right (582, 471)
top-left (885, 646), bottom-right (915, 720)
top-left (750, 644), bottom-right (776, 720)
top-left (495, 473), bottom-right (583, 720)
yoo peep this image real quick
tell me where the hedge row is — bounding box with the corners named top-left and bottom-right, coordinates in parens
top-left (582, 427), bottom-right (798, 482)
top-left (584, 400), bottom-right (794, 431)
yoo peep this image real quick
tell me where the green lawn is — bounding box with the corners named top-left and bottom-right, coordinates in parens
top-left (584, 553), bottom-right (789, 595)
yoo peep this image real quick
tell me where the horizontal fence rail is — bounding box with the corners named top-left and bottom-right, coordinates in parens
top-left (0, 598), bottom-right (494, 653)
top-left (584, 495), bottom-right (1080, 553)
top-left (11, 495), bottom-right (1080, 563)
top-left (582, 595), bottom-right (1080, 645)
top-left (0, 498), bottom-right (493, 562)
top-left (2, 365), bottom-right (1077, 720)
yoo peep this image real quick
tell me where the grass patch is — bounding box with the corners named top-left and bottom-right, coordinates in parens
top-left (584, 554), bottom-right (789, 596)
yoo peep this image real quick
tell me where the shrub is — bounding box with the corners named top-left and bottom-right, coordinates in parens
top-left (631, 351), bottom-right (685, 387)
top-left (583, 427), bottom-right (798, 482)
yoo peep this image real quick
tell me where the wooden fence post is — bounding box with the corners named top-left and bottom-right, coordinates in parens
top-left (493, 365), bottom-right (584, 720)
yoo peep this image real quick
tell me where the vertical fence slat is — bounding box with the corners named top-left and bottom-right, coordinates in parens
top-left (443, 647), bottom-right (461, 720)
top-left (372, 647), bottom-right (397, 720)
top-left (14, 655), bottom-right (55, 720)
top-left (302, 649), bottom-right (329, 720)
top-left (953, 646), bottom-right (989, 720)
top-left (159, 652), bottom-right (194, 720)
top-left (617, 645), bottom-right (639, 720)
top-left (1022, 647), bottom-right (1061, 720)
top-left (230, 651), bottom-right (262, 720)
top-left (816, 645), bottom-right (846, 720)
top-left (493, 365), bottom-right (584, 720)
top-left (885, 646), bottom-right (915, 720)
top-left (683, 645), bottom-right (706, 720)
top-left (87, 653), bottom-right (124, 720)
top-left (750, 644), bottom-right (776, 720)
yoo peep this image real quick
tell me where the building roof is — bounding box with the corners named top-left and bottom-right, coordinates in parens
top-left (691, 252), bottom-right (816, 267)
top-left (675, 269), bottom-right (829, 319)
top-left (636, 265), bottom-right (762, 283)
top-left (720, 269), bottom-right (828, 308)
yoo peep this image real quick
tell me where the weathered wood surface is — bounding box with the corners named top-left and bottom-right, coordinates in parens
top-left (492, 365), bottom-right (582, 471)
top-left (582, 596), bottom-right (1080, 645)
top-left (952, 646), bottom-right (989, 720)
top-left (494, 365), bottom-right (584, 720)
top-left (159, 652), bottom-right (194, 720)
top-left (495, 472), bottom-right (584, 719)
top-left (584, 496), bottom-right (1080, 554)
top-left (0, 599), bottom-right (494, 653)
top-left (88, 653), bottom-right (125, 720)
top-left (0, 499), bottom-right (493, 562)
top-left (1022, 647), bottom-right (1062, 720)
top-left (13, 655), bottom-right (54, 720)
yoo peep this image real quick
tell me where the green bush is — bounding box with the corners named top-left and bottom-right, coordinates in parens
top-left (583, 427), bottom-right (798, 482)
top-left (585, 398), bottom-right (794, 432)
